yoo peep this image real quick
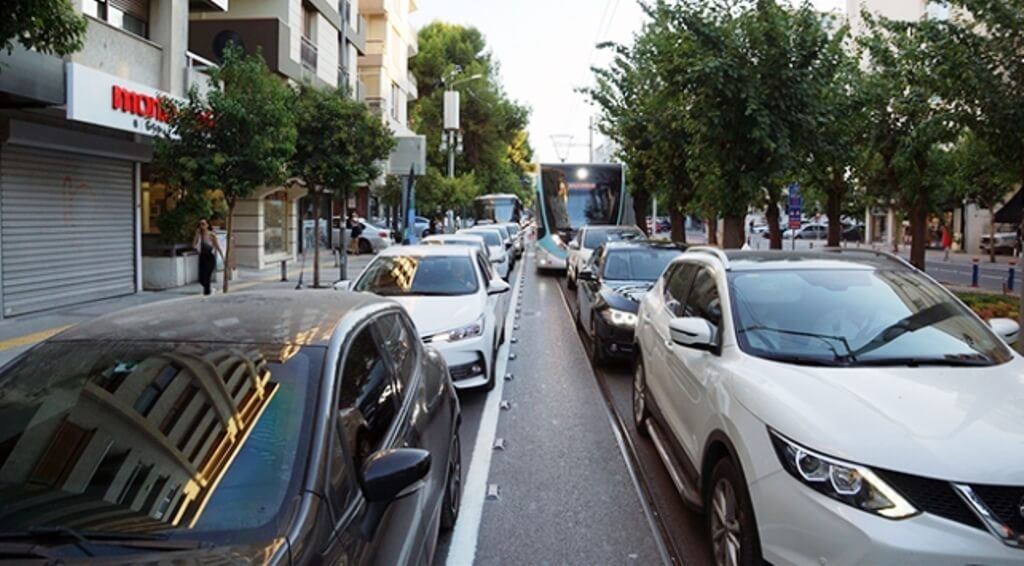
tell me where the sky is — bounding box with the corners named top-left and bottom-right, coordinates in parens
top-left (411, 0), bottom-right (847, 163)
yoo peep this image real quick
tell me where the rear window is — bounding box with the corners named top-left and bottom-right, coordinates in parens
top-left (465, 230), bottom-right (501, 247)
top-left (355, 255), bottom-right (480, 296)
top-left (584, 227), bottom-right (644, 249)
top-left (0, 341), bottom-right (324, 544)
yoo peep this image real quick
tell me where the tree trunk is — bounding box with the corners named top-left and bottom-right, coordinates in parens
top-left (765, 202), bottom-right (782, 250)
top-left (312, 190), bottom-right (321, 288)
top-left (989, 209), bottom-right (996, 264)
top-left (706, 217), bottom-right (718, 246)
top-left (827, 182), bottom-right (842, 247)
top-left (222, 202), bottom-right (235, 294)
top-left (722, 215), bottom-right (746, 249)
top-left (908, 197), bottom-right (928, 270)
top-left (670, 208), bottom-right (685, 243)
top-left (633, 191), bottom-right (650, 236)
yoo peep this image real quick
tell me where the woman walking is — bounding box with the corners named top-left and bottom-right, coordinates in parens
top-left (193, 219), bottom-right (224, 296)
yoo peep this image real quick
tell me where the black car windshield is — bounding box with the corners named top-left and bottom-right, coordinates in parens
top-left (602, 248), bottom-right (683, 281)
top-left (0, 341), bottom-right (323, 544)
top-left (584, 228), bottom-right (644, 249)
top-left (463, 230), bottom-right (502, 247)
top-left (355, 255), bottom-right (479, 296)
top-left (728, 269), bottom-right (1013, 366)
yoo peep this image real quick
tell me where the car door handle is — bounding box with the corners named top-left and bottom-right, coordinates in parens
top-left (664, 338), bottom-right (674, 349)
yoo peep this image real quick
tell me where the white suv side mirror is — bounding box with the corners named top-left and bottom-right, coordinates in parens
top-left (669, 317), bottom-right (717, 352)
top-left (569, 240), bottom-right (580, 250)
top-left (334, 280), bottom-right (352, 291)
top-left (989, 318), bottom-right (1020, 345)
top-left (488, 280), bottom-right (511, 295)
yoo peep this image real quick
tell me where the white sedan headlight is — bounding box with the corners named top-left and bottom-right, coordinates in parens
top-left (427, 316), bottom-right (485, 343)
top-left (601, 308), bottom-right (638, 329)
top-left (769, 429), bottom-right (917, 519)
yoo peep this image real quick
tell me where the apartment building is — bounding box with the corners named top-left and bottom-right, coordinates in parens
top-left (0, 0), bottom-right (230, 319)
top-left (847, 0), bottom-right (1019, 254)
top-left (189, 0), bottom-right (370, 267)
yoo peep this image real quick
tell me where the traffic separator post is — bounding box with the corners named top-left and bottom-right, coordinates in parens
top-left (1009, 261), bottom-right (1017, 292)
top-left (972, 258), bottom-right (980, 288)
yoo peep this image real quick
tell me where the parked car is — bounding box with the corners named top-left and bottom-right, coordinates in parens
top-left (0, 292), bottom-right (462, 565)
top-left (575, 241), bottom-right (686, 362)
top-left (633, 247), bottom-right (1022, 565)
top-left (422, 233), bottom-right (491, 261)
top-left (980, 230), bottom-right (1019, 254)
top-left (498, 222), bottom-right (525, 260)
top-left (792, 222), bottom-right (828, 240)
top-left (842, 223), bottom-right (866, 242)
top-left (332, 218), bottom-right (394, 254)
top-left (340, 245), bottom-right (511, 390)
top-left (459, 227), bottom-right (512, 280)
top-left (566, 225), bottom-right (646, 289)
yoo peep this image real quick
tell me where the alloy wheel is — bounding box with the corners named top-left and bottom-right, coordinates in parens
top-left (711, 478), bottom-right (742, 566)
top-left (448, 434), bottom-right (462, 516)
top-left (633, 363), bottom-right (646, 427)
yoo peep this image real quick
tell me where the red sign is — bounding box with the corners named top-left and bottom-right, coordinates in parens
top-left (111, 85), bottom-right (169, 123)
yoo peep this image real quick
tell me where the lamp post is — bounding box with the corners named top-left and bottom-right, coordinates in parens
top-left (441, 71), bottom-right (483, 178)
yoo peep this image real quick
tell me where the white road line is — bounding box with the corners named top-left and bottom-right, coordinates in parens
top-left (446, 263), bottom-right (524, 566)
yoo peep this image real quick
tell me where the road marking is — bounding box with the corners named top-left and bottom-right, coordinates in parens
top-left (445, 261), bottom-right (523, 566)
top-left (0, 325), bottom-right (74, 352)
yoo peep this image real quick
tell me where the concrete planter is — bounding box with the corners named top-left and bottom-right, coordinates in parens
top-left (142, 254), bottom-right (199, 290)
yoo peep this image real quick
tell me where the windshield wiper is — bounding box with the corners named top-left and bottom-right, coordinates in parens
top-left (755, 353), bottom-right (850, 367)
top-left (848, 355), bottom-right (994, 368)
top-left (847, 302), bottom-right (961, 360)
top-left (738, 325), bottom-right (853, 360)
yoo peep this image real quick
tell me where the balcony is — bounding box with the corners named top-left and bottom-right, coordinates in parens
top-left (301, 36), bottom-right (318, 83)
top-left (356, 79), bottom-right (367, 101)
top-left (185, 51), bottom-right (219, 98)
top-left (365, 96), bottom-right (385, 116)
top-left (188, 0), bottom-right (229, 12)
top-left (348, 14), bottom-right (367, 54)
top-left (359, 0), bottom-right (387, 15)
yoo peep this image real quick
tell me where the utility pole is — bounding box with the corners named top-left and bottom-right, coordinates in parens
top-left (441, 70), bottom-right (481, 178)
top-left (589, 115), bottom-right (595, 163)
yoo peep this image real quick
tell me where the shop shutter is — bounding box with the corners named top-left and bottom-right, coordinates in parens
top-left (1, 146), bottom-right (136, 317)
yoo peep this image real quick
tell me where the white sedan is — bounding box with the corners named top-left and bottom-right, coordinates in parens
top-left (634, 247), bottom-right (1023, 566)
top-left (459, 227), bottom-right (512, 280)
top-left (339, 245), bottom-right (511, 390)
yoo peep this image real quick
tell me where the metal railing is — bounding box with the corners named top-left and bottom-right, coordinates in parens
top-left (185, 50), bottom-right (219, 95)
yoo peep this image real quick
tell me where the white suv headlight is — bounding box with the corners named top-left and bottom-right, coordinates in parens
top-left (427, 316), bottom-right (485, 343)
top-left (601, 308), bottom-right (638, 329)
top-left (769, 429), bottom-right (917, 519)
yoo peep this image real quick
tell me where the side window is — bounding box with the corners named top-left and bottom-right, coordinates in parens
top-left (664, 263), bottom-right (698, 317)
top-left (475, 252), bottom-right (494, 282)
top-left (684, 267), bottom-right (723, 338)
top-left (589, 246), bottom-right (604, 272)
top-left (339, 326), bottom-right (399, 469)
top-left (375, 313), bottom-right (418, 396)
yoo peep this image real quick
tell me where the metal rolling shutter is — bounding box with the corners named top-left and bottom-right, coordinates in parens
top-left (1, 146), bottom-right (135, 317)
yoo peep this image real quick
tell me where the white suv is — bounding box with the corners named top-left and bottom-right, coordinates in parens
top-left (633, 247), bottom-right (1023, 566)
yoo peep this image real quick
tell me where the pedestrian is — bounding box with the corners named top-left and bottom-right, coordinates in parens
top-left (942, 225), bottom-right (952, 260)
top-left (349, 213), bottom-right (364, 255)
top-left (193, 218), bottom-right (224, 296)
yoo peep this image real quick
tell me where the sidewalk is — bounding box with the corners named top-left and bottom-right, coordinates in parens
top-left (0, 250), bottom-right (374, 367)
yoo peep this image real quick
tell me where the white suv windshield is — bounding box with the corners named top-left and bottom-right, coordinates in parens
top-left (728, 269), bottom-right (1013, 367)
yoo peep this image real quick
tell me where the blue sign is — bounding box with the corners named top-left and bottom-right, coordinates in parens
top-left (787, 183), bottom-right (802, 229)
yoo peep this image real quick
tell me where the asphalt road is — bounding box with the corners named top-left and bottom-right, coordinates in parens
top-left (437, 253), bottom-right (713, 565)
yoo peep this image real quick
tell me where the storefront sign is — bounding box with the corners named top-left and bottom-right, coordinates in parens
top-left (66, 63), bottom-right (181, 136)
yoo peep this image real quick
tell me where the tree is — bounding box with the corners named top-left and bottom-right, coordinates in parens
top-left (950, 131), bottom-right (1016, 263)
top-left (409, 23), bottom-right (533, 214)
top-left (291, 86), bottom-right (394, 286)
top-left (1, 0), bottom-right (86, 59)
top-left (857, 12), bottom-right (961, 269)
top-left (155, 46), bottom-right (297, 293)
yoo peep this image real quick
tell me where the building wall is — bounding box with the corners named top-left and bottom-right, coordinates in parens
top-left (358, 0), bottom-right (418, 135)
top-left (71, 18), bottom-right (164, 91)
top-left (316, 12), bottom-right (339, 85)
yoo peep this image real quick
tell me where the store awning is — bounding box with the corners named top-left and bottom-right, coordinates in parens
top-left (994, 188), bottom-right (1022, 225)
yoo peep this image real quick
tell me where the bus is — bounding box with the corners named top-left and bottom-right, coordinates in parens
top-left (534, 162), bottom-right (634, 271)
top-left (471, 193), bottom-right (524, 225)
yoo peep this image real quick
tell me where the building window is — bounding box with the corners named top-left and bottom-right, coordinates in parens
top-left (133, 363), bottom-right (180, 417)
top-left (84, 0), bottom-right (150, 39)
top-left (264, 191), bottom-right (288, 256)
top-left (926, 1), bottom-right (951, 20)
top-left (391, 82), bottom-right (400, 120)
top-left (302, 3), bottom-right (316, 40)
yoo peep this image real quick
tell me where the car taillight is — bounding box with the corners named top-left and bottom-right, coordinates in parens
top-left (378, 231), bottom-right (388, 238)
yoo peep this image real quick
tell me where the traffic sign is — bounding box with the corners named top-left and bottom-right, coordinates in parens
top-left (787, 183), bottom-right (802, 230)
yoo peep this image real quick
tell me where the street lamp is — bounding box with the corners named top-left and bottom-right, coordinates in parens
top-left (441, 70), bottom-right (484, 178)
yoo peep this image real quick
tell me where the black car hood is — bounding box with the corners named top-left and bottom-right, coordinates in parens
top-left (599, 280), bottom-right (654, 310)
top-left (2, 539), bottom-right (288, 564)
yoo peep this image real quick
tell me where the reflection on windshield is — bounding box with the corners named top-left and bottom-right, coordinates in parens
top-left (355, 256), bottom-right (479, 296)
top-left (728, 269), bottom-right (1013, 366)
top-left (603, 249), bottom-right (683, 281)
top-left (584, 228), bottom-right (643, 249)
top-left (0, 341), bottom-right (320, 541)
top-left (473, 198), bottom-right (521, 224)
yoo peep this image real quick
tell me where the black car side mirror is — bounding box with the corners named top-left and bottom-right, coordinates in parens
top-left (578, 269), bottom-right (595, 282)
top-left (360, 448), bottom-right (431, 503)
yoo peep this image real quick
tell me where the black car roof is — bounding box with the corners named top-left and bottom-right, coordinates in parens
top-left (53, 291), bottom-right (389, 347)
top-left (602, 240), bottom-right (688, 251)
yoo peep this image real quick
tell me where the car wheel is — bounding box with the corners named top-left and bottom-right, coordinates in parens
top-left (632, 357), bottom-right (651, 437)
top-left (706, 458), bottom-right (762, 566)
top-left (358, 238), bottom-right (372, 254)
top-left (484, 333), bottom-right (498, 392)
top-left (440, 431), bottom-right (462, 531)
top-left (590, 319), bottom-right (606, 364)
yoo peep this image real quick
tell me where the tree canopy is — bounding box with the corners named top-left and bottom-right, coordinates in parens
top-left (1, 0), bottom-right (86, 59)
top-left (409, 22), bottom-right (533, 214)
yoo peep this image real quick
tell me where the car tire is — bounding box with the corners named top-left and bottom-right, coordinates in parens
top-left (632, 356), bottom-right (651, 437)
top-left (484, 333), bottom-right (498, 392)
top-left (358, 238), bottom-right (372, 254)
top-left (706, 458), bottom-right (762, 566)
top-left (440, 431), bottom-right (462, 531)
